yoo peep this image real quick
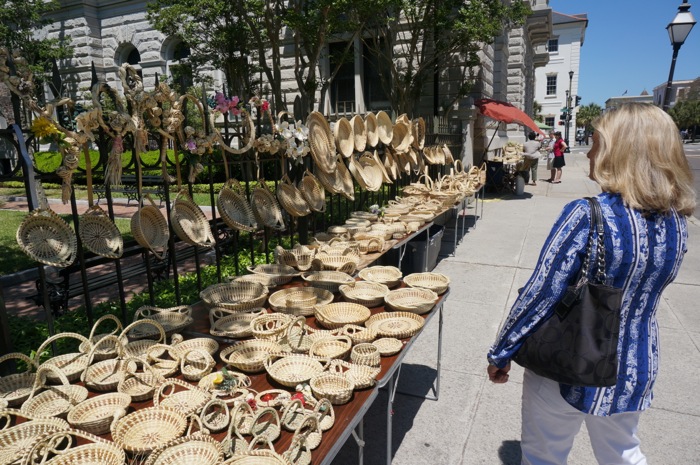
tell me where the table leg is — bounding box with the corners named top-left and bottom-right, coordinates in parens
top-left (351, 419), bottom-right (365, 465)
top-left (386, 366), bottom-right (402, 465)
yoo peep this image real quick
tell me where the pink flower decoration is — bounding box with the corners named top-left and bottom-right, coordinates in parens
top-left (186, 139), bottom-right (197, 151)
top-left (261, 100), bottom-right (270, 112)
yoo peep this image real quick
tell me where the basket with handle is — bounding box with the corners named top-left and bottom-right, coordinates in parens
top-left (116, 357), bottom-right (163, 402)
top-left (328, 359), bottom-right (380, 389)
top-left (372, 337), bottom-right (404, 356)
top-left (220, 339), bottom-right (285, 374)
top-left (143, 428), bottom-right (223, 465)
top-left (274, 245), bottom-right (315, 272)
top-left (218, 179), bottom-right (258, 232)
top-left (78, 314), bottom-right (123, 362)
top-left (0, 352), bottom-right (37, 407)
top-left (298, 169), bottom-right (326, 213)
top-left (341, 324), bottom-right (377, 345)
top-left (179, 348), bottom-right (216, 381)
top-left (171, 188), bottom-right (215, 248)
top-left (154, 378), bottom-right (212, 415)
top-left (250, 313), bottom-right (294, 341)
top-left (133, 305), bottom-right (194, 337)
top-left (131, 193), bottom-right (169, 260)
top-left (111, 406), bottom-right (188, 455)
top-left (0, 410), bottom-right (70, 465)
top-left (250, 407), bottom-right (281, 442)
top-left (283, 415), bottom-right (319, 465)
top-left (269, 287), bottom-right (333, 316)
top-left (277, 174), bottom-right (311, 218)
top-left (80, 335), bottom-right (129, 391)
top-left (225, 436), bottom-right (290, 465)
top-left (20, 428), bottom-right (126, 465)
top-left (199, 398), bottom-right (230, 433)
top-left (16, 208), bottom-right (77, 267)
top-left (118, 318), bottom-right (167, 359)
top-left (33, 332), bottom-right (91, 383)
top-left (21, 365), bottom-right (89, 419)
top-left (252, 179), bottom-right (286, 230)
top-left (66, 392), bottom-right (131, 435)
top-left (145, 343), bottom-right (181, 378)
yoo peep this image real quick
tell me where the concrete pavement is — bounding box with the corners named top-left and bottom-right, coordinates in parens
top-left (331, 145), bottom-right (700, 464)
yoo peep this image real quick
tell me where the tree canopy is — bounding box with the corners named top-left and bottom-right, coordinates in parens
top-left (576, 102), bottom-right (603, 134)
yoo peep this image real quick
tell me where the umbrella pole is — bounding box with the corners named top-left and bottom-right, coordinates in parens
top-left (481, 124), bottom-right (500, 163)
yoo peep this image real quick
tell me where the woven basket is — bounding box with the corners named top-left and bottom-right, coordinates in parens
top-left (364, 112), bottom-right (379, 148)
top-left (350, 343), bottom-right (381, 367)
top-left (336, 155), bottom-right (355, 201)
top-left (341, 324), bottom-right (377, 345)
top-left (0, 410), bottom-right (70, 465)
top-left (308, 335), bottom-right (352, 360)
top-left (328, 359), bottom-right (380, 389)
top-left (22, 428), bottom-right (125, 465)
top-left (412, 117), bottom-right (426, 150)
top-left (200, 281), bottom-right (268, 312)
top-left (16, 208), bottom-right (77, 267)
top-left (171, 189), bottom-right (215, 248)
top-left (133, 305), bottom-right (194, 337)
top-left (131, 194), bottom-right (169, 259)
top-left (355, 237), bottom-right (384, 255)
top-left (111, 406), bottom-right (188, 455)
top-left (119, 319), bottom-right (166, 359)
top-left (67, 392), bottom-right (131, 435)
top-left (385, 287), bottom-right (438, 315)
top-left (339, 281), bottom-right (389, 308)
top-left (264, 354), bottom-right (328, 387)
top-left (222, 411), bottom-right (251, 458)
top-left (274, 245), bottom-right (315, 272)
top-left (34, 332), bottom-right (91, 384)
top-left (350, 115), bottom-right (367, 152)
top-left (280, 398), bottom-right (314, 432)
top-left (81, 335), bottom-right (128, 391)
top-left (180, 348), bottom-right (216, 381)
top-left (391, 120), bottom-right (412, 153)
top-left (277, 175), bottom-right (311, 218)
top-left (358, 266), bottom-right (403, 288)
top-left (78, 314), bottom-right (123, 362)
top-left (199, 398), bottom-right (230, 433)
top-left (358, 152), bottom-right (384, 192)
top-left (247, 263), bottom-right (298, 286)
top-left (376, 111), bottom-right (393, 145)
top-left (210, 308), bottom-right (264, 339)
top-left (276, 317), bottom-right (313, 354)
top-left (218, 179), bottom-right (257, 232)
top-left (310, 255), bottom-right (357, 275)
top-left (299, 169), bottom-right (326, 213)
top-left (333, 117), bottom-right (354, 158)
top-left (249, 407), bottom-right (281, 442)
top-left (79, 205), bottom-right (124, 259)
top-left (309, 372), bottom-right (354, 405)
top-left (117, 357), bottom-right (163, 402)
top-left (171, 337), bottom-right (219, 358)
top-left (22, 366), bottom-right (88, 419)
top-left (224, 437), bottom-right (290, 465)
top-left (254, 389), bottom-right (292, 409)
top-left (0, 353), bottom-right (37, 407)
top-left (284, 416), bottom-right (318, 464)
top-left (144, 432), bottom-right (223, 465)
top-left (365, 311), bottom-right (425, 339)
top-left (154, 378), bottom-right (212, 415)
top-left (228, 274), bottom-right (273, 293)
top-left (250, 313), bottom-right (293, 341)
top-left (307, 111), bottom-right (336, 174)
top-left (404, 272), bottom-right (450, 295)
top-left (220, 339), bottom-right (284, 373)
top-left (269, 287), bottom-right (334, 316)
top-left (315, 302), bottom-right (371, 329)
top-left (251, 180), bottom-right (286, 231)
top-left (372, 337), bottom-right (404, 356)
top-left (145, 343), bottom-right (180, 378)
top-left (313, 162), bottom-right (343, 195)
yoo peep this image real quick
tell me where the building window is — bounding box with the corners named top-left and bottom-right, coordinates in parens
top-left (547, 38), bottom-right (559, 53)
top-left (165, 40), bottom-right (193, 93)
top-left (329, 41), bottom-right (355, 115)
top-left (363, 41), bottom-right (390, 111)
top-left (546, 75), bottom-right (557, 96)
top-left (545, 117), bottom-right (555, 128)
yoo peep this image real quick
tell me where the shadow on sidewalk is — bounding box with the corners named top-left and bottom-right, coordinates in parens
top-left (499, 439), bottom-right (523, 464)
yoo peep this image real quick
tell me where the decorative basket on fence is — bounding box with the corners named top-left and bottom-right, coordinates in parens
top-left (171, 189), bottom-right (215, 248)
top-left (334, 116), bottom-right (354, 158)
top-left (307, 111), bottom-right (336, 174)
top-left (376, 111), bottom-right (393, 145)
top-left (365, 311), bottom-right (425, 339)
top-left (0, 411), bottom-right (70, 465)
top-left (403, 272), bottom-right (451, 295)
top-left (79, 205), bottom-right (124, 259)
top-left (336, 155), bottom-right (356, 201)
top-left (131, 194), bottom-right (169, 260)
top-left (0, 352), bottom-right (37, 407)
top-left (364, 112), bottom-right (379, 148)
top-left (309, 372), bottom-right (354, 405)
top-left (111, 406), bottom-right (188, 455)
top-left (339, 281), bottom-right (390, 308)
top-left (358, 151), bottom-right (384, 192)
top-left (314, 302), bottom-right (371, 329)
top-left (218, 179), bottom-right (257, 232)
top-left (67, 392), bottom-right (131, 435)
top-left (16, 208), bottom-right (77, 267)
top-left (351, 115), bottom-right (367, 152)
top-left (220, 339), bottom-right (285, 373)
top-left (391, 120), bottom-right (412, 153)
top-left (314, 162), bottom-right (343, 195)
top-left (412, 117), bottom-right (426, 150)
top-left (276, 175), bottom-right (311, 218)
top-left (251, 180), bottom-right (285, 231)
top-left (299, 169), bottom-right (326, 213)
top-left (200, 282), bottom-right (268, 312)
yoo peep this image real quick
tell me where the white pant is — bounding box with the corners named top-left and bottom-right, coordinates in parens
top-left (521, 369), bottom-right (647, 465)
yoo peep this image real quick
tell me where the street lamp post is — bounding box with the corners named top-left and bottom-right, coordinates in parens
top-left (663, 1), bottom-right (696, 112)
top-left (564, 70), bottom-right (573, 152)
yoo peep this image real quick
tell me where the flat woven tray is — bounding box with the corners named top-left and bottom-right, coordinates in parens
top-left (365, 311), bottom-right (425, 339)
top-left (315, 302), bottom-right (371, 329)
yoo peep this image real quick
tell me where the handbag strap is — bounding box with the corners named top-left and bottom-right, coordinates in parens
top-left (581, 197), bottom-right (607, 284)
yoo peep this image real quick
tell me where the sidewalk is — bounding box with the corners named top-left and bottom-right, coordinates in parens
top-left (331, 146), bottom-right (700, 464)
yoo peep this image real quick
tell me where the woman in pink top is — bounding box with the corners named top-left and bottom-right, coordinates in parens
top-left (549, 131), bottom-right (567, 183)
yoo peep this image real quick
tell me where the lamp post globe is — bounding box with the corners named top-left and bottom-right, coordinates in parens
top-left (663, 1), bottom-right (696, 112)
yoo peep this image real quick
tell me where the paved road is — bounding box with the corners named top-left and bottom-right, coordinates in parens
top-left (685, 142), bottom-right (700, 220)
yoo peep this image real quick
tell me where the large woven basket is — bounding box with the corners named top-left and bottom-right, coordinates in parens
top-left (16, 208), bottom-right (77, 267)
top-left (365, 311), bottom-right (425, 339)
top-left (133, 305), bottom-right (194, 337)
top-left (268, 287), bottom-right (334, 316)
top-left (131, 194), bottom-right (169, 259)
top-left (313, 162), bottom-right (343, 195)
top-left (306, 111), bottom-right (336, 174)
top-left (350, 115), bottom-right (367, 152)
top-left (200, 282), bottom-right (268, 312)
top-left (339, 281), bottom-right (390, 308)
top-left (364, 112), bottom-right (379, 148)
top-left (0, 352), bottom-right (37, 407)
top-left (299, 169), bottom-right (326, 213)
top-left (376, 111), bottom-right (393, 145)
top-left (251, 181), bottom-right (286, 231)
top-left (336, 155), bottom-right (355, 201)
top-left (309, 372), bottom-right (354, 405)
top-left (314, 302), bottom-right (371, 329)
top-left (0, 411), bottom-right (70, 465)
top-left (264, 354), bottom-right (328, 387)
top-left (67, 392), bottom-right (131, 435)
top-left (391, 120), bottom-right (412, 153)
top-left (218, 179), bottom-right (257, 232)
top-left (79, 205), bottom-right (124, 258)
top-left (220, 339), bottom-right (284, 373)
top-left (358, 152), bottom-right (384, 191)
top-left (358, 266), bottom-right (403, 288)
top-left (333, 117), bottom-right (354, 158)
top-left (22, 428), bottom-right (125, 465)
top-left (34, 332), bottom-right (91, 383)
top-left (210, 308), bottom-right (264, 339)
top-left (111, 406), bottom-right (188, 455)
top-left (144, 432), bottom-right (223, 465)
top-left (171, 189), bottom-right (215, 248)
top-left (403, 272), bottom-right (450, 295)
top-left (22, 366), bottom-right (89, 419)
top-left (276, 175), bottom-right (311, 218)
top-left (154, 378), bottom-right (212, 415)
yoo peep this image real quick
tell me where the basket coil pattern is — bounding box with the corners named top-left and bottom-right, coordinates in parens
top-left (372, 337), bottom-right (404, 356)
top-left (376, 111), bottom-right (393, 145)
top-left (339, 281), bottom-right (390, 308)
top-left (250, 313), bottom-right (293, 341)
top-left (364, 112), bottom-right (379, 148)
top-left (67, 392), bottom-right (131, 435)
top-left (217, 180), bottom-right (257, 232)
top-left (269, 287), bottom-right (334, 316)
top-left (171, 189), bottom-right (215, 248)
top-left (210, 308), bottom-right (264, 339)
top-left (365, 311), bottom-right (425, 339)
top-left (0, 410), bottom-right (71, 464)
top-left (0, 353), bottom-right (37, 407)
top-left (154, 378), bottom-right (212, 415)
top-left (358, 266), bottom-right (402, 288)
top-left (131, 195), bottom-right (169, 259)
top-left (23, 428), bottom-right (126, 465)
top-left (247, 263), bottom-right (298, 286)
top-left (299, 170), bottom-right (326, 213)
top-left (16, 208), bottom-right (77, 267)
top-left (276, 175), bottom-right (311, 218)
top-left (307, 112), bottom-right (336, 174)
top-left (328, 359), bottom-right (380, 389)
top-left (342, 324), bottom-right (377, 345)
top-left (143, 433), bottom-right (223, 465)
top-left (308, 336), bottom-right (352, 360)
top-left (384, 287), bottom-right (438, 315)
top-left (350, 115), bottom-right (367, 152)
top-left (79, 205), bottom-right (124, 258)
top-left (179, 349), bottom-right (216, 381)
top-left (264, 354), bottom-right (327, 387)
top-left (132, 305), bottom-right (194, 337)
top-left (403, 272), bottom-right (451, 295)
top-left (116, 357), bottom-right (163, 402)
top-left (22, 366), bottom-right (89, 419)
top-left (315, 302), bottom-right (371, 329)
top-left (34, 332), bottom-right (91, 384)
top-left (309, 372), bottom-right (354, 405)
top-left (333, 117), bottom-right (354, 158)
top-left (220, 339), bottom-right (284, 373)
top-left (251, 182), bottom-right (286, 231)
top-left (350, 343), bottom-right (381, 367)
top-left (200, 282), bottom-right (268, 312)
top-left (111, 406), bottom-right (188, 454)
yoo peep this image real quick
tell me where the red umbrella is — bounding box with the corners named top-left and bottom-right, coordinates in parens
top-left (475, 98), bottom-right (545, 136)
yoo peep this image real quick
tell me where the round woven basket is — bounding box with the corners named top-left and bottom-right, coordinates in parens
top-left (0, 352), bottom-right (37, 406)
top-left (314, 302), bottom-right (371, 329)
top-left (79, 205), bottom-right (123, 258)
top-left (358, 152), bottom-right (384, 191)
top-left (81, 335), bottom-right (128, 391)
top-left (22, 366), bottom-right (89, 419)
top-left (264, 354), bottom-right (327, 387)
top-left (307, 111), bottom-right (336, 174)
top-left (268, 287), bottom-right (334, 316)
top-left (200, 282), bottom-right (268, 312)
top-left (251, 181), bottom-right (286, 231)
top-left (308, 335), bottom-right (352, 360)
top-left (341, 324), bottom-right (377, 344)
top-left (333, 117), bottom-right (355, 158)
top-left (350, 115), bottom-right (367, 152)
top-left (403, 272), bottom-right (451, 295)
top-left (111, 406), bottom-right (188, 455)
top-left (180, 348), bottom-right (216, 381)
top-left (118, 319), bottom-right (166, 359)
top-left (339, 281), bottom-right (390, 308)
top-left (131, 194), bottom-right (169, 259)
top-left (412, 117), bottom-right (426, 150)
top-left (347, 153), bottom-right (370, 190)
top-left (23, 428), bottom-right (126, 465)
top-left (217, 179), bottom-right (257, 232)
top-left (16, 208), bottom-right (77, 267)
top-left (391, 121), bottom-right (412, 153)
top-left (0, 412), bottom-right (70, 465)
top-left (117, 357), bottom-right (163, 402)
top-left (210, 308), bottom-right (264, 339)
top-left (285, 415), bottom-right (321, 463)
top-left (144, 432), bottom-right (223, 465)
top-left (280, 398), bottom-right (314, 432)
top-left (376, 111), bottom-right (393, 145)
top-left (364, 112), bottom-right (379, 148)
top-left (171, 189), bottom-right (215, 248)
top-left (220, 339), bottom-right (284, 373)
top-left (247, 263), bottom-right (299, 286)
top-left (336, 156), bottom-right (356, 201)
top-left (372, 337), bottom-right (404, 356)
top-left (310, 255), bottom-right (357, 275)
top-left (276, 175), bottom-right (311, 218)
top-left (171, 337), bottom-right (220, 358)
top-left (351, 343), bottom-right (381, 367)
top-left (299, 169), bottom-right (326, 213)
top-left (328, 359), bottom-right (379, 389)
top-left (154, 378), bottom-right (212, 414)
top-left (274, 245), bottom-right (315, 272)
top-left (365, 311), bottom-right (425, 339)
top-left (133, 305), bottom-right (194, 337)
top-left (358, 266), bottom-right (403, 288)
top-left (314, 163), bottom-right (343, 195)
top-left (67, 392), bottom-right (131, 435)
top-left (309, 372), bottom-right (354, 405)
top-left (250, 313), bottom-right (293, 341)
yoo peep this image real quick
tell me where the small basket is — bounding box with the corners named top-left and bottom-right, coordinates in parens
top-left (145, 343), bottom-right (181, 379)
top-left (81, 335), bottom-right (128, 391)
top-left (0, 410), bottom-right (70, 465)
top-left (180, 348), bottom-right (216, 381)
top-left (307, 111), bottom-right (336, 174)
top-left (154, 378), bottom-right (212, 415)
top-left (171, 189), bottom-right (215, 248)
top-left (365, 312), bottom-right (425, 339)
top-left (171, 337), bottom-right (220, 358)
top-left (403, 272), bottom-right (451, 295)
top-left (384, 287), bottom-right (438, 314)
top-left (269, 287), bottom-right (334, 316)
top-left (210, 308), bottom-right (265, 339)
top-left (372, 337), bottom-right (404, 356)
top-left (119, 319), bottom-right (167, 359)
top-left (309, 372), bottom-right (354, 405)
top-left (131, 194), bottom-right (169, 259)
top-left (299, 169), bottom-right (326, 213)
top-left (79, 205), bottom-right (124, 259)
top-left (79, 314), bottom-right (123, 362)
top-left (314, 302), bottom-right (371, 329)
top-left (251, 180), bottom-right (286, 230)
top-left (198, 370), bottom-right (251, 399)
top-left (200, 282), bottom-right (268, 312)
top-left (250, 407), bottom-right (281, 442)
top-left (111, 406), bottom-right (188, 455)
top-left (220, 339), bottom-right (284, 373)
top-left (144, 432), bottom-right (223, 465)
top-left (250, 313), bottom-right (293, 341)
top-left (133, 305), bottom-right (194, 337)
top-left (264, 354), bottom-right (328, 387)
top-left (308, 335), bottom-right (352, 360)
top-left (358, 266), bottom-right (403, 288)
top-left (334, 116), bottom-right (354, 158)
top-left (217, 179), bottom-right (257, 232)
top-left (280, 398), bottom-right (314, 432)
top-left (67, 392), bottom-right (131, 435)
top-left (0, 352), bottom-right (37, 406)
top-left (274, 245), bottom-right (315, 272)
top-left (350, 343), bottom-right (381, 367)
top-left (351, 115), bottom-right (367, 152)
top-left (276, 174), bottom-right (311, 217)
top-left (328, 359), bottom-right (380, 389)
top-left (117, 357), bottom-right (163, 402)
top-left (16, 208), bottom-right (77, 267)
top-left (341, 324), bottom-right (377, 344)
top-left (339, 281), bottom-right (390, 308)
top-left (200, 398), bottom-right (230, 433)
top-left (310, 256), bottom-right (357, 275)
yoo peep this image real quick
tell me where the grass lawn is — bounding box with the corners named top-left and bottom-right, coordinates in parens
top-left (0, 186), bottom-right (215, 207)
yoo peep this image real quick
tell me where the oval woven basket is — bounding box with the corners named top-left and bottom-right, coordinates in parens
top-left (336, 156), bottom-right (355, 201)
top-left (23, 428), bottom-right (126, 465)
top-left (180, 349), bottom-right (216, 381)
top-left (339, 281), bottom-right (390, 308)
top-left (299, 169), bottom-right (326, 213)
top-left (268, 287), bottom-right (334, 316)
top-left (131, 194), bottom-right (169, 259)
top-left (274, 245), bottom-right (315, 272)
top-left (309, 372), bottom-right (354, 405)
top-left (111, 406), bottom-right (188, 455)
top-left (16, 208), bottom-right (77, 267)
top-left (67, 392), bottom-right (131, 435)
top-left (118, 319), bottom-right (166, 358)
top-left (328, 359), bottom-right (380, 389)
top-left (79, 205), bottom-right (123, 259)
top-left (391, 120), bottom-right (412, 153)
top-left (307, 111), bottom-right (336, 174)
top-left (200, 282), bottom-right (268, 312)
top-left (372, 337), bottom-right (404, 356)
top-left (358, 266), bottom-right (403, 289)
top-left (217, 180), bottom-right (257, 232)
top-left (22, 366), bottom-right (89, 419)
top-left (144, 432), bottom-right (223, 465)
top-left (365, 311), bottom-right (425, 339)
top-left (154, 378), bottom-right (212, 415)
top-left (81, 336), bottom-right (128, 392)
top-left (333, 117), bottom-right (355, 158)
top-left (250, 313), bottom-right (293, 341)
top-left (314, 163), bottom-right (343, 195)
top-left (171, 337), bottom-right (219, 358)
top-left (310, 255), bottom-right (357, 275)
top-left (358, 152), bottom-right (384, 192)
top-left (364, 112), bottom-right (379, 148)
top-left (116, 357), bottom-right (163, 402)
top-left (0, 352), bottom-right (37, 407)
top-left (34, 332), bottom-right (91, 383)
top-left (341, 324), bottom-right (377, 345)
top-left (251, 181), bottom-right (286, 231)
top-left (385, 287), bottom-right (438, 315)
top-left (0, 412), bottom-right (70, 465)
top-left (350, 115), bottom-right (367, 152)
top-left (276, 175), bottom-right (311, 218)
top-left (171, 189), bottom-right (215, 248)
top-left (209, 308), bottom-right (264, 339)
top-left (376, 111), bottom-right (394, 145)
top-left (314, 302), bottom-right (371, 329)
top-left (247, 263), bottom-right (298, 283)
top-left (264, 354), bottom-right (327, 387)
top-left (308, 335), bottom-right (352, 360)
top-left (79, 314), bottom-right (123, 362)
top-left (133, 305), bottom-right (194, 337)
top-left (199, 398), bottom-right (231, 433)
top-left (403, 272), bottom-right (450, 295)
top-left (220, 339), bottom-right (284, 373)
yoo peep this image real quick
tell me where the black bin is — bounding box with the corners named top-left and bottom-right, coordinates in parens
top-left (401, 224), bottom-right (444, 273)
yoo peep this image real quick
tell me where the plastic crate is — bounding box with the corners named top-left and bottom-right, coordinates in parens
top-left (401, 224), bottom-right (444, 273)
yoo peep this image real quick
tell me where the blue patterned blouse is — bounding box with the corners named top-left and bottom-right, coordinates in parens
top-left (488, 192), bottom-right (688, 416)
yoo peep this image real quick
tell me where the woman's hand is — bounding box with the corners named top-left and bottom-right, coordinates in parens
top-left (487, 362), bottom-right (511, 384)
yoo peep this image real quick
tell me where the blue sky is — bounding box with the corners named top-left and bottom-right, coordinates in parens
top-left (549, 0), bottom-right (700, 106)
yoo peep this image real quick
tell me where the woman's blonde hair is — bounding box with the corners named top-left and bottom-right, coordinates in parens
top-left (592, 103), bottom-right (696, 215)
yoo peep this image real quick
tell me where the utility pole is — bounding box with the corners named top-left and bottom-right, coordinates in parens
top-left (564, 71), bottom-right (573, 152)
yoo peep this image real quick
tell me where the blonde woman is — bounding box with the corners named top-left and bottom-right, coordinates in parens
top-left (487, 103), bottom-right (695, 465)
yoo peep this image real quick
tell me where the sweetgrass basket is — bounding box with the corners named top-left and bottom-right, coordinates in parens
top-left (250, 313), bottom-right (293, 341)
top-left (171, 337), bottom-right (220, 358)
top-left (154, 378), bottom-right (212, 415)
top-left (118, 319), bottom-right (166, 359)
top-left (280, 398), bottom-right (314, 432)
top-left (301, 270), bottom-right (354, 293)
top-left (339, 281), bottom-right (390, 308)
top-left (209, 308), bottom-right (264, 339)
top-left (307, 112), bottom-right (336, 174)
top-left (276, 175), bottom-right (311, 218)
top-left (350, 114), bottom-right (367, 152)
top-left (384, 287), bottom-right (438, 315)
top-left (372, 337), bottom-right (404, 356)
top-left (251, 180), bottom-right (285, 231)
top-left (79, 205), bottom-right (123, 258)
top-left (314, 302), bottom-right (371, 329)
top-left (34, 332), bottom-right (91, 383)
top-left (299, 169), bottom-right (326, 213)
top-left (264, 354), bottom-right (328, 387)
top-left (247, 263), bottom-right (299, 286)
top-left (22, 428), bottom-right (126, 465)
top-left (309, 372), bottom-right (354, 405)
top-left (180, 348), bottom-right (216, 381)
top-left (403, 272), bottom-right (451, 295)
top-left (144, 343), bottom-right (181, 379)
top-left (341, 324), bottom-right (377, 345)
top-left (143, 432), bottom-right (223, 465)
top-left (200, 282), bottom-right (268, 312)
top-left (350, 343), bottom-right (381, 367)
top-left (0, 352), bottom-right (37, 407)
top-left (218, 179), bottom-right (257, 232)
top-left (334, 116), bottom-right (354, 158)
top-left (131, 194), bottom-right (169, 260)
top-left (220, 339), bottom-right (285, 373)
top-left (133, 305), bottom-right (194, 337)
top-left (254, 389), bottom-right (292, 409)
top-left (117, 357), bottom-right (163, 402)
top-left (310, 256), bottom-right (357, 275)
top-left (78, 314), bottom-right (123, 362)
top-left (376, 110), bottom-right (393, 145)
top-left (364, 112), bottom-right (379, 148)
top-left (171, 189), bottom-right (215, 248)
top-left (308, 335), bottom-right (352, 360)
top-left (249, 407), bottom-right (281, 442)
top-left (328, 359), bottom-right (380, 389)
top-left (229, 273), bottom-right (275, 292)
top-left (67, 392), bottom-right (131, 435)
top-left (0, 411), bottom-right (70, 465)
top-left (274, 245), bottom-right (315, 272)
top-left (199, 398), bottom-right (231, 433)
top-left (111, 406), bottom-right (188, 455)
top-left (16, 208), bottom-right (77, 267)
top-left (80, 335), bottom-right (128, 391)
top-left (22, 366), bottom-right (89, 419)
top-left (358, 266), bottom-right (403, 288)
top-left (365, 311), bottom-right (425, 339)
top-left (268, 287), bottom-right (334, 316)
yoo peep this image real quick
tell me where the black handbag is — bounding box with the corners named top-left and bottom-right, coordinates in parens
top-left (513, 197), bottom-right (622, 387)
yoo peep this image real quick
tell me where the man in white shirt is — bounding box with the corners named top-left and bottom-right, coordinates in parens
top-left (522, 132), bottom-right (541, 186)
